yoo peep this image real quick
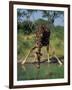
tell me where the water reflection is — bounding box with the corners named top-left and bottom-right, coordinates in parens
top-left (17, 62), bottom-right (64, 81)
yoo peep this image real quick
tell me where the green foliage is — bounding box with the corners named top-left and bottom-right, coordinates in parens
top-left (35, 19), bottom-right (48, 25)
top-left (50, 26), bottom-right (64, 56)
top-left (18, 21), bottom-right (35, 34)
top-left (42, 10), bottom-right (64, 24)
top-left (17, 9), bottom-right (64, 34)
top-left (17, 32), bottom-right (35, 60)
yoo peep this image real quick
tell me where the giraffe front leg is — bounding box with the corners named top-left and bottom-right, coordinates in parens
top-left (47, 45), bottom-right (50, 63)
top-left (36, 47), bottom-right (41, 68)
top-left (21, 46), bottom-right (37, 65)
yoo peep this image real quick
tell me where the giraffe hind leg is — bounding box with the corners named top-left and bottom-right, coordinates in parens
top-left (47, 45), bottom-right (50, 63)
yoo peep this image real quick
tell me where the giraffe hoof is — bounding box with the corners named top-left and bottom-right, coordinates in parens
top-left (21, 60), bottom-right (26, 65)
top-left (47, 60), bottom-right (51, 63)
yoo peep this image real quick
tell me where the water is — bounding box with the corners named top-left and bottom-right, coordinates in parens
top-left (17, 62), bottom-right (64, 81)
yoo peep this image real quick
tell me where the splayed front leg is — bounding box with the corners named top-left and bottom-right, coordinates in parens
top-left (21, 46), bottom-right (37, 65)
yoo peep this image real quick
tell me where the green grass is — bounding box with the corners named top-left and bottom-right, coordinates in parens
top-left (17, 63), bottom-right (64, 80)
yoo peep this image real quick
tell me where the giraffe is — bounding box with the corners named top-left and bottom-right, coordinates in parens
top-left (21, 24), bottom-right (62, 67)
